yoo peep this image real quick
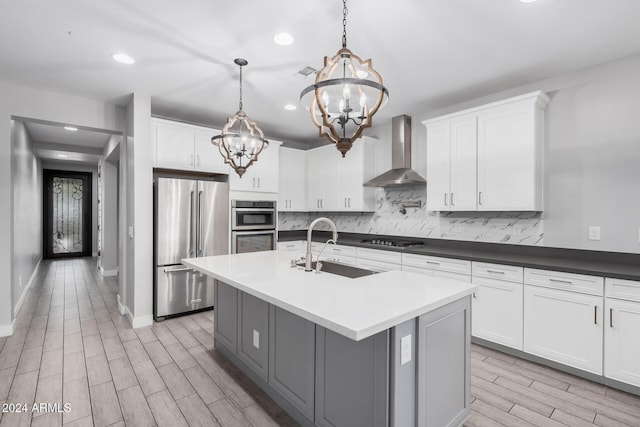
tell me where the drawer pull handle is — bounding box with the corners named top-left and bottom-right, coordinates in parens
top-left (594, 305), bottom-right (598, 325)
top-left (191, 299), bottom-right (202, 304)
top-left (610, 308), bottom-right (613, 328)
top-left (164, 267), bottom-right (193, 273)
top-left (549, 278), bottom-right (573, 285)
top-left (487, 269), bottom-right (505, 275)
top-left (426, 261), bottom-right (440, 266)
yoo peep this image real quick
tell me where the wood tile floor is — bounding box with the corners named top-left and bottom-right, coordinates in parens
top-left (0, 258), bottom-right (638, 427)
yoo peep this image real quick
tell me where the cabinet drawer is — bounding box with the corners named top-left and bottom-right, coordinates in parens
top-left (278, 241), bottom-right (304, 251)
top-left (356, 257), bottom-right (400, 272)
top-left (525, 269), bottom-right (604, 296)
top-left (327, 244), bottom-right (356, 257)
top-left (402, 253), bottom-right (471, 275)
top-left (606, 278), bottom-right (640, 303)
top-left (356, 247), bottom-right (402, 264)
top-left (472, 262), bottom-right (523, 283)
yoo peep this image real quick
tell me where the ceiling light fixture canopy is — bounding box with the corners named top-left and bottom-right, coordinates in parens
top-left (212, 58), bottom-right (269, 178)
top-left (300, 0), bottom-right (388, 157)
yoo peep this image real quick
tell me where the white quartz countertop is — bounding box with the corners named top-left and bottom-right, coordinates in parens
top-left (184, 250), bottom-right (477, 341)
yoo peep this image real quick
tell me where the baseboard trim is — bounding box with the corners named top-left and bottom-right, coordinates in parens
top-left (117, 294), bottom-right (126, 316)
top-left (101, 267), bottom-right (119, 277)
top-left (122, 303), bottom-right (153, 329)
top-left (0, 319), bottom-right (16, 337)
top-left (14, 258), bottom-right (42, 317)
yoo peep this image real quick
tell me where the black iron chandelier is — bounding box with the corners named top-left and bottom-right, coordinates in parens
top-left (212, 58), bottom-right (269, 177)
top-left (300, 0), bottom-right (389, 157)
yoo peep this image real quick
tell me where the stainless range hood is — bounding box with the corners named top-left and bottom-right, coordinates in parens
top-left (364, 115), bottom-right (426, 187)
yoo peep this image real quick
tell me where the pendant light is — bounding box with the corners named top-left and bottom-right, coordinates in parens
top-left (300, 0), bottom-right (389, 157)
top-left (212, 58), bottom-right (269, 177)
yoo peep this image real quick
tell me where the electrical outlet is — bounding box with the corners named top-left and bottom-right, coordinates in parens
top-left (400, 335), bottom-right (412, 365)
top-left (588, 226), bottom-right (601, 241)
top-left (128, 226), bottom-right (134, 239)
top-left (19, 276), bottom-right (22, 288)
top-left (253, 330), bottom-right (259, 349)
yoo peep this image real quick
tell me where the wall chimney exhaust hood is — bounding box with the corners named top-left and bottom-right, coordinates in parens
top-left (364, 115), bottom-right (426, 187)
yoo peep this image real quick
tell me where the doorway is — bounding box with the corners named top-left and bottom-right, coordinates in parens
top-left (43, 169), bottom-right (92, 259)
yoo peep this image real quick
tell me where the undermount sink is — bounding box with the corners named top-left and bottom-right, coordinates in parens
top-left (296, 260), bottom-right (378, 279)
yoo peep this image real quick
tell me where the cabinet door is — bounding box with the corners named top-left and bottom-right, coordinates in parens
top-left (524, 285), bottom-right (603, 374)
top-left (477, 101), bottom-right (538, 210)
top-left (418, 296), bottom-right (471, 427)
top-left (194, 129), bottom-right (228, 174)
top-left (335, 142), bottom-right (364, 211)
top-left (425, 121), bottom-right (451, 211)
top-left (472, 277), bottom-right (523, 350)
top-left (269, 306), bottom-right (316, 418)
top-left (449, 115), bottom-right (477, 211)
top-left (605, 298), bottom-right (640, 387)
top-left (214, 280), bottom-right (238, 353)
top-left (229, 141), bottom-right (280, 192)
top-left (155, 121), bottom-right (195, 170)
top-left (279, 147), bottom-right (306, 211)
top-left (238, 292), bottom-right (269, 380)
top-left (306, 145), bottom-right (335, 211)
top-left (315, 326), bottom-right (388, 427)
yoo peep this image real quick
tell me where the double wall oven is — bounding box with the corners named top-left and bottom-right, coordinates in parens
top-left (231, 200), bottom-right (277, 253)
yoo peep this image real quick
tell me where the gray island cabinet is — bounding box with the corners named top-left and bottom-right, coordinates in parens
top-left (184, 251), bottom-right (476, 427)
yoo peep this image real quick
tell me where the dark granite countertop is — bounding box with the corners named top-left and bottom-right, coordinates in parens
top-left (279, 230), bottom-right (640, 281)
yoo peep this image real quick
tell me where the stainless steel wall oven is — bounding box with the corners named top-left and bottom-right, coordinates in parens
top-left (231, 200), bottom-right (277, 253)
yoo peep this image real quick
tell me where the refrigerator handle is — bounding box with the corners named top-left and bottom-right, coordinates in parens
top-left (198, 190), bottom-right (204, 256)
top-left (190, 190), bottom-right (196, 257)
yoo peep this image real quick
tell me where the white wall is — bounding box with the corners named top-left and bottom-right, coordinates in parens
top-left (124, 93), bottom-right (154, 327)
top-left (11, 120), bottom-right (43, 318)
top-left (0, 80), bottom-right (125, 336)
top-left (41, 161), bottom-right (99, 256)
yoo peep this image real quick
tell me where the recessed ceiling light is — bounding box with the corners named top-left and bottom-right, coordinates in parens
top-left (520, 0), bottom-right (537, 3)
top-left (274, 32), bottom-right (294, 46)
top-left (64, 126), bottom-right (78, 131)
top-left (112, 53), bottom-right (135, 64)
top-left (284, 104), bottom-right (297, 111)
top-left (57, 154), bottom-right (68, 158)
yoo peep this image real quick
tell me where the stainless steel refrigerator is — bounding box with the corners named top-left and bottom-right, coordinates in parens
top-left (154, 176), bottom-right (229, 320)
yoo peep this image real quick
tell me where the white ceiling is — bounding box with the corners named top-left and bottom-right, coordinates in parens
top-left (3, 0), bottom-right (640, 146)
top-left (24, 121), bottom-right (116, 164)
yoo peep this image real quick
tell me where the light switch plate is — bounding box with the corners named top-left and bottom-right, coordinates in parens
top-left (588, 226), bottom-right (601, 241)
top-left (128, 226), bottom-right (134, 239)
top-left (400, 335), bottom-right (411, 365)
top-left (253, 330), bottom-right (259, 349)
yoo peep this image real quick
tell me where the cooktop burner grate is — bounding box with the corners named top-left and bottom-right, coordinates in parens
top-left (360, 239), bottom-right (424, 248)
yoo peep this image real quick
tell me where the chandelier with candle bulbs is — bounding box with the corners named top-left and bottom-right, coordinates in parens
top-left (212, 58), bottom-right (269, 177)
top-left (300, 0), bottom-right (389, 157)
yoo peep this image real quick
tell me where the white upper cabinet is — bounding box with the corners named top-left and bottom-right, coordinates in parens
top-left (306, 139), bottom-right (376, 212)
top-left (423, 91), bottom-right (549, 212)
top-left (152, 118), bottom-right (228, 174)
top-left (425, 114), bottom-right (477, 211)
top-left (306, 145), bottom-right (335, 211)
top-left (229, 140), bottom-right (282, 193)
top-left (477, 93), bottom-right (548, 211)
top-left (279, 147), bottom-right (307, 211)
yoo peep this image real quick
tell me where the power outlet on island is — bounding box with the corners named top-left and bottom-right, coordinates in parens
top-left (400, 335), bottom-right (412, 365)
top-left (253, 330), bottom-right (259, 349)
top-left (588, 226), bottom-right (601, 241)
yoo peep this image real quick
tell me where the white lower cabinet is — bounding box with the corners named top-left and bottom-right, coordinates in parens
top-left (401, 253), bottom-right (471, 282)
top-left (524, 282), bottom-right (603, 375)
top-left (356, 247), bottom-right (401, 272)
top-left (471, 263), bottom-right (523, 350)
top-left (604, 278), bottom-right (640, 387)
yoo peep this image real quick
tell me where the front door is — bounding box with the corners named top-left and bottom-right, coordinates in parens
top-left (43, 169), bottom-right (92, 259)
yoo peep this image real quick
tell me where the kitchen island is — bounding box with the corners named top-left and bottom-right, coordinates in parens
top-left (184, 250), bottom-right (477, 427)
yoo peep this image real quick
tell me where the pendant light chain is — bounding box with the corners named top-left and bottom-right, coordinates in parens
top-left (342, 0), bottom-right (348, 49)
top-left (238, 63), bottom-right (243, 111)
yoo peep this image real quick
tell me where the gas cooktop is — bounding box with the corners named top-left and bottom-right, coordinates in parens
top-left (360, 238), bottom-right (425, 248)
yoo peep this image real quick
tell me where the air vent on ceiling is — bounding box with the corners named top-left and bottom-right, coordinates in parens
top-left (297, 66), bottom-right (317, 77)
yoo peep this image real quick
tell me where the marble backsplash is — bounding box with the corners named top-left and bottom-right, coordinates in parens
top-left (279, 188), bottom-right (544, 246)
